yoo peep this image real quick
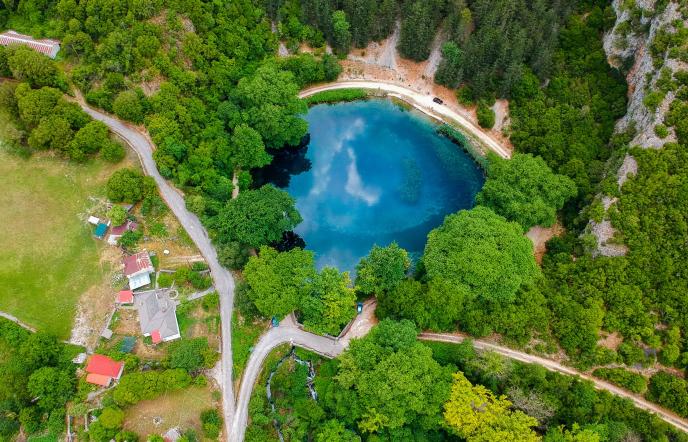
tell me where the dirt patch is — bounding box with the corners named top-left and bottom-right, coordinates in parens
top-left (597, 331), bottom-right (623, 351)
top-left (526, 223), bottom-right (564, 265)
top-left (138, 212), bottom-right (202, 270)
top-left (69, 247), bottom-right (123, 350)
top-left (122, 386), bottom-right (216, 438)
top-left (340, 41), bottom-right (514, 151)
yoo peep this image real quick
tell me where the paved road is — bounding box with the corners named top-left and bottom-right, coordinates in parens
top-left (299, 80), bottom-right (512, 159)
top-left (77, 102), bottom-right (237, 438)
top-left (229, 314), bottom-right (345, 442)
top-left (234, 313), bottom-right (688, 438)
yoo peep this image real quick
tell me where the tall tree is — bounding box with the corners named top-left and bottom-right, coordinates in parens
top-left (424, 206), bottom-right (539, 305)
top-left (398, 0), bottom-right (435, 61)
top-left (236, 64), bottom-right (308, 149)
top-left (213, 185), bottom-right (302, 248)
top-left (443, 372), bottom-right (540, 442)
top-left (476, 153), bottom-right (577, 231)
top-left (331, 10), bottom-right (352, 55)
top-left (243, 246), bottom-right (316, 318)
top-left (355, 242), bottom-right (410, 296)
top-left (302, 267), bottom-right (357, 335)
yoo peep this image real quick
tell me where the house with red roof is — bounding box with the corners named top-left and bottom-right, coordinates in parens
top-left (107, 220), bottom-right (138, 245)
top-left (116, 290), bottom-right (134, 305)
top-left (123, 251), bottom-right (155, 290)
top-left (0, 31), bottom-right (60, 58)
top-left (84, 354), bottom-right (124, 387)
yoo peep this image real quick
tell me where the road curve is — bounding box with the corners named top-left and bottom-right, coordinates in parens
top-left (419, 333), bottom-right (688, 434)
top-left (230, 320), bottom-right (344, 442)
top-left (77, 102), bottom-right (237, 438)
top-left (299, 80), bottom-right (512, 160)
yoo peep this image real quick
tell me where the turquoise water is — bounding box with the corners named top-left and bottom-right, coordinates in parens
top-left (285, 99), bottom-right (484, 272)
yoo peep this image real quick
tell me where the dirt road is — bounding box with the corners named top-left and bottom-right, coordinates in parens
top-left (299, 80), bottom-right (512, 159)
top-left (77, 102), bottom-right (237, 439)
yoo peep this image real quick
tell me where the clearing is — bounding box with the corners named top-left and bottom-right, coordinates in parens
top-left (0, 149), bottom-right (136, 338)
top-left (122, 385), bottom-right (218, 438)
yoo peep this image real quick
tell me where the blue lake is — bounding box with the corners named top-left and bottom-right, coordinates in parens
top-left (280, 99), bottom-right (484, 272)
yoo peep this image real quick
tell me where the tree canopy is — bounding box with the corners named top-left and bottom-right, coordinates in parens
top-left (424, 206), bottom-right (539, 305)
top-left (213, 185), bottom-right (302, 249)
top-left (477, 153), bottom-right (577, 231)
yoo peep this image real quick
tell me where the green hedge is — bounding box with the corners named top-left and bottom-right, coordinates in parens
top-left (592, 367), bottom-right (648, 394)
top-left (303, 88), bottom-right (368, 105)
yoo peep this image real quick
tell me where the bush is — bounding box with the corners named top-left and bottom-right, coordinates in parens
top-left (166, 338), bottom-right (217, 372)
top-left (118, 230), bottom-right (143, 251)
top-left (112, 370), bottom-right (192, 407)
top-left (113, 90), bottom-right (144, 123)
top-left (304, 88), bottom-right (367, 105)
top-left (102, 141), bottom-right (126, 163)
top-left (157, 273), bottom-right (173, 288)
top-left (98, 407), bottom-right (125, 430)
top-left (218, 242), bottom-right (249, 270)
top-left (646, 372), bottom-right (688, 417)
top-left (477, 101), bottom-right (496, 129)
top-left (107, 168), bottom-right (145, 203)
top-left (107, 206), bottom-right (128, 226)
top-left (654, 123), bottom-right (669, 138)
top-left (592, 368), bottom-right (648, 394)
top-left (200, 409), bottom-right (222, 439)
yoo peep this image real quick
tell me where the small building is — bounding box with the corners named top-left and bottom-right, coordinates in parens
top-left (134, 290), bottom-right (181, 344)
top-left (123, 251), bottom-right (155, 290)
top-left (87, 216), bottom-right (100, 226)
top-left (84, 354), bottom-right (124, 387)
top-left (94, 222), bottom-right (109, 240)
top-left (116, 290), bottom-right (134, 305)
top-left (0, 31), bottom-right (61, 58)
top-left (107, 220), bottom-right (138, 245)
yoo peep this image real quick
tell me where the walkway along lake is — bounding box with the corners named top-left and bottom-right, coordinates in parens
top-left (259, 99), bottom-right (485, 272)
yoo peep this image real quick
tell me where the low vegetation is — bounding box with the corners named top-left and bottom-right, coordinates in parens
top-left (303, 88), bottom-right (369, 105)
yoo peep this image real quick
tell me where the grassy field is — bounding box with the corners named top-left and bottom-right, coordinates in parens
top-left (232, 311), bottom-right (268, 381)
top-left (0, 149), bottom-right (129, 338)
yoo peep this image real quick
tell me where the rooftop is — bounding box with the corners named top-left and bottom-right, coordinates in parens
top-left (85, 354), bottom-right (124, 379)
top-left (123, 251), bottom-right (154, 277)
top-left (0, 30), bottom-right (60, 58)
top-left (134, 290), bottom-right (181, 342)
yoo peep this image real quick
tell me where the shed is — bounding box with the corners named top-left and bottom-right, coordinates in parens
top-left (116, 290), bottom-right (134, 305)
top-left (88, 216), bottom-right (100, 225)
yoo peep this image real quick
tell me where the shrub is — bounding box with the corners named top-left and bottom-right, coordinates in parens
top-left (200, 409), bottom-right (222, 439)
top-left (107, 206), bottom-right (128, 226)
top-left (157, 273), bottom-right (173, 288)
top-left (654, 123), bottom-right (669, 138)
top-left (98, 407), bottom-right (125, 430)
top-left (217, 242), bottom-right (249, 270)
top-left (102, 141), bottom-right (126, 163)
top-left (592, 368), bottom-right (648, 394)
top-left (118, 230), bottom-right (143, 252)
top-left (303, 88), bottom-right (367, 105)
top-left (166, 338), bottom-right (217, 372)
top-left (113, 90), bottom-right (144, 123)
top-left (477, 101), bottom-right (496, 129)
top-left (107, 168), bottom-right (145, 203)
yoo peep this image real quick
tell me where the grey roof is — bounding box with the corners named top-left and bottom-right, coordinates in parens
top-left (134, 290), bottom-right (180, 341)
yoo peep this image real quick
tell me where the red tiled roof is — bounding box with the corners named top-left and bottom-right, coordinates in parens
top-left (151, 330), bottom-right (162, 344)
top-left (123, 252), bottom-right (154, 276)
top-left (86, 373), bottom-right (113, 387)
top-left (85, 354), bottom-right (124, 379)
top-left (0, 31), bottom-right (60, 57)
top-left (117, 290), bottom-right (134, 304)
top-left (111, 220), bottom-right (138, 236)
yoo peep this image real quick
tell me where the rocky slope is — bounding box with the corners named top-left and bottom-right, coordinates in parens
top-left (589, 0), bottom-right (685, 256)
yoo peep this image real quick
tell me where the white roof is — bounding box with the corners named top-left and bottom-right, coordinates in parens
top-left (88, 216), bottom-right (100, 225)
top-left (128, 272), bottom-right (151, 290)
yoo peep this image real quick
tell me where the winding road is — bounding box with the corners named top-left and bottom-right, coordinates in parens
top-left (77, 89), bottom-right (688, 440)
top-left (299, 80), bottom-right (512, 159)
top-left (77, 101), bottom-right (237, 438)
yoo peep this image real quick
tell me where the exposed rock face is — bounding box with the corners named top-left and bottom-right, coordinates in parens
top-left (605, 0), bottom-right (682, 149)
top-left (587, 0), bottom-right (684, 256)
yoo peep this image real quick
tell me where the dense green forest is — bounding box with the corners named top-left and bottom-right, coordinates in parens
top-left (246, 321), bottom-right (687, 441)
top-left (3, 0), bottom-right (688, 439)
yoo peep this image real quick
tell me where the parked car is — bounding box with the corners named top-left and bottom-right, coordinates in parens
top-left (433, 97), bottom-right (444, 105)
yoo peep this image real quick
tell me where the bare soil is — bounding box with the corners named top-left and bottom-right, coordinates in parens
top-left (526, 223), bottom-right (564, 265)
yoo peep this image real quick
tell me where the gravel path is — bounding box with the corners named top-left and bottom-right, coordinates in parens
top-left (300, 80), bottom-right (512, 159)
top-left (76, 101), bottom-right (237, 439)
